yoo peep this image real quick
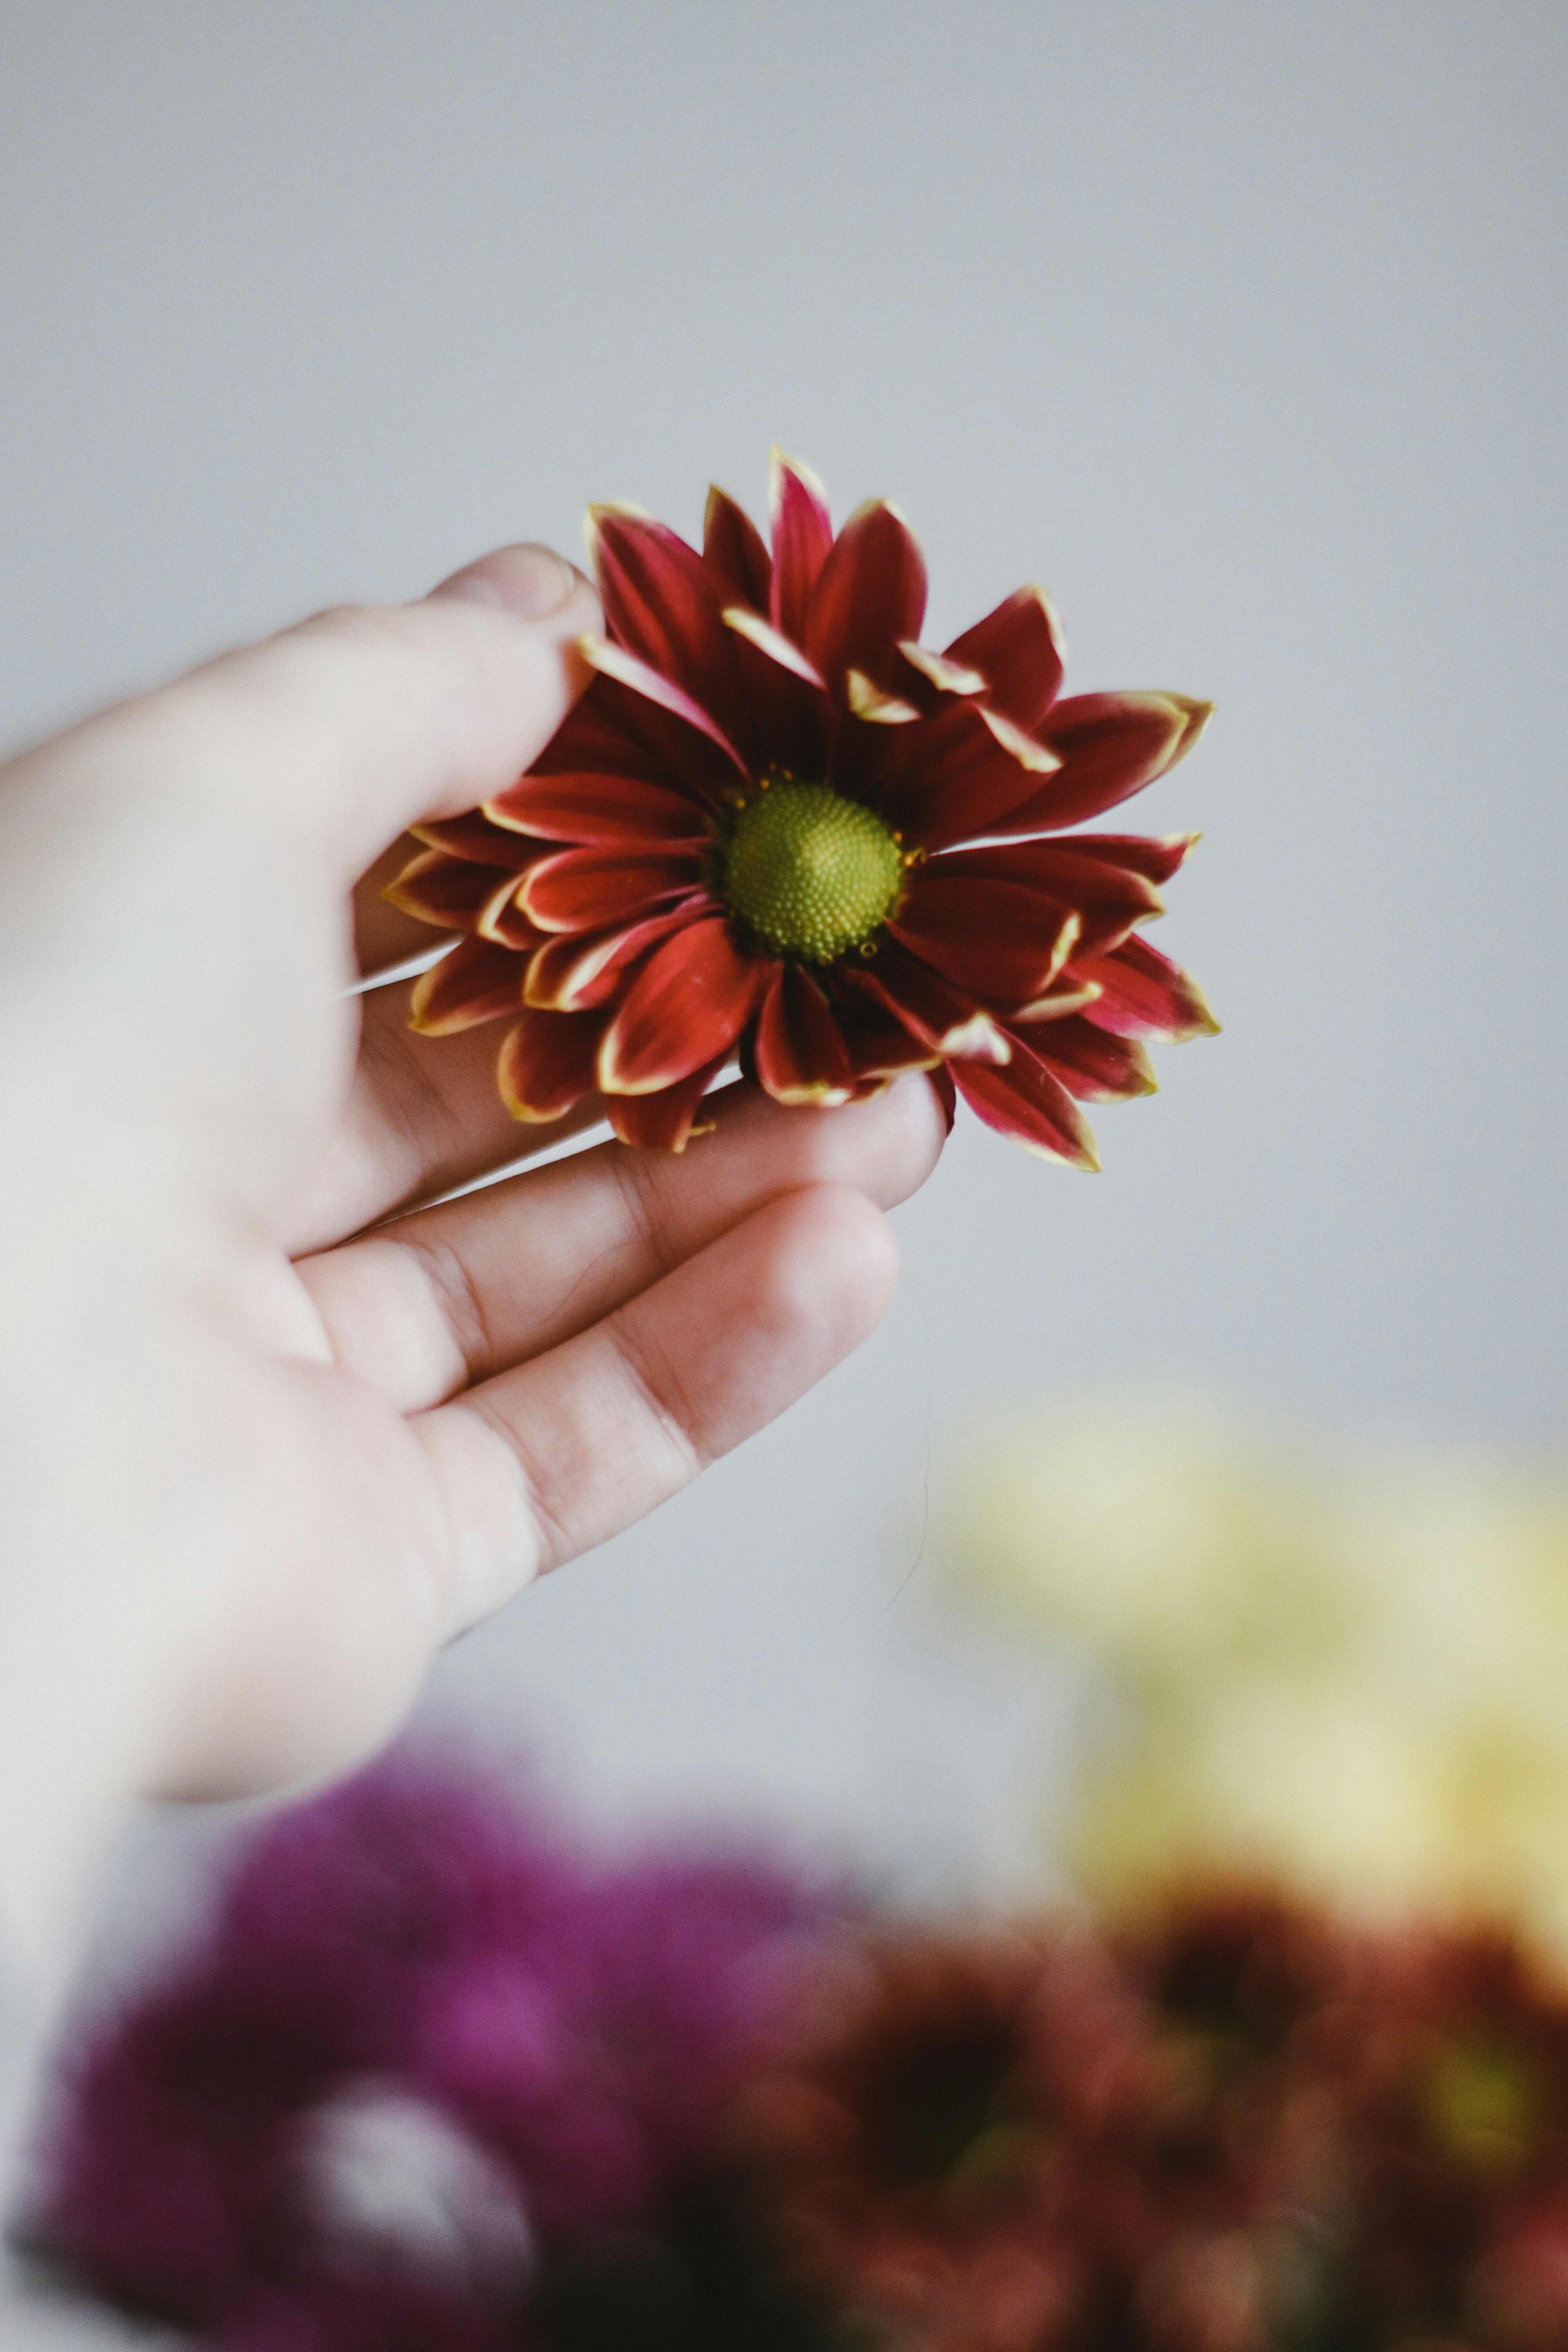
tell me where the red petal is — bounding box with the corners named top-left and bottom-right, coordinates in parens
top-left (1011, 974), bottom-right (1106, 1023)
top-left (829, 984), bottom-right (943, 1079)
top-left (845, 670), bottom-right (922, 725)
top-left (806, 500), bottom-right (928, 695)
top-left (599, 918), bottom-right (774, 1094)
top-left (497, 1010), bottom-right (607, 1123)
top-left (477, 880), bottom-right (551, 951)
top-left (1063, 831), bottom-right (1201, 886)
top-left (888, 873), bottom-right (1079, 1004)
top-left (753, 965), bottom-right (858, 1106)
top-left (409, 937), bottom-right (524, 1034)
top-left (944, 586), bottom-right (1066, 731)
top-left (978, 705), bottom-right (1062, 775)
top-left (926, 840), bottom-right (1164, 954)
top-left (487, 772), bottom-right (711, 848)
top-left (587, 507), bottom-right (753, 754)
top-left (526, 679), bottom-right (650, 779)
top-left (897, 641), bottom-right (987, 700)
top-left (578, 638), bottom-right (749, 778)
top-left (703, 485), bottom-right (772, 612)
top-left (1002, 693), bottom-right (1213, 831)
top-left (1070, 935), bottom-right (1220, 1042)
top-left (722, 608), bottom-right (831, 779)
top-left (952, 1042), bottom-right (1100, 1168)
top-left (769, 450), bottom-right (834, 645)
top-left (385, 851), bottom-right (527, 933)
top-left (408, 812), bottom-right (527, 867)
top-left (529, 673), bottom-right (732, 808)
top-left (525, 899), bottom-right (709, 1011)
top-left (722, 606), bottom-right (825, 689)
top-left (607, 1056), bottom-right (728, 1151)
top-left (1016, 1015), bottom-right (1156, 1102)
top-left (521, 846), bottom-right (708, 935)
top-left (844, 939), bottom-right (1010, 1063)
top-left (873, 704), bottom-right (1051, 851)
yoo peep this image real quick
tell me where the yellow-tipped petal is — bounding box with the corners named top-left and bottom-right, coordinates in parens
top-left (722, 605), bottom-right (825, 686)
top-left (768, 447), bottom-right (829, 526)
top-left (846, 669), bottom-right (921, 724)
top-left (1165, 696), bottom-right (1215, 765)
top-left (1013, 980), bottom-right (1105, 1023)
top-left (980, 704), bottom-right (1062, 773)
top-left (897, 641), bottom-right (987, 696)
top-left (939, 1011), bottom-right (1013, 1064)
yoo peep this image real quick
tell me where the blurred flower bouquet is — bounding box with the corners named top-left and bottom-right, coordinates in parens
top-left (28, 1747), bottom-right (1568, 2352)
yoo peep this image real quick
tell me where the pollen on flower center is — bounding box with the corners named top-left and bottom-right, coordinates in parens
top-left (718, 779), bottom-right (906, 964)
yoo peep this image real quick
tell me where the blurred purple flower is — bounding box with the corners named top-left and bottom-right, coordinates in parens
top-left (214, 2278), bottom-right (514, 2352)
top-left (23, 1748), bottom-right (838, 2342)
top-left (420, 1850), bottom-right (829, 2233)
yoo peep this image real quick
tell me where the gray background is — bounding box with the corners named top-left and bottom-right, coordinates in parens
top-left (2, 1), bottom-right (1566, 1924)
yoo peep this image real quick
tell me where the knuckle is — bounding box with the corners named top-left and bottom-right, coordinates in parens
top-left (606, 1315), bottom-right (706, 1477)
top-left (610, 1145), bottom-right (679, 1281)
top-left (409, 1231), bottom-right (495, 1388)
top-left (501, 1423), bottom-right (578, 1574)
top-left (294, 599), bottom-right (420, 656)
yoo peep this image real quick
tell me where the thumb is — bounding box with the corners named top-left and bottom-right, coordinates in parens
top-left (4, 543), bottom-right (603, 887)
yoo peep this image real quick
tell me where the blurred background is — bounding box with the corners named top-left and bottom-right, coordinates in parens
top-left (2, 0), bottom-right (1565, 1964)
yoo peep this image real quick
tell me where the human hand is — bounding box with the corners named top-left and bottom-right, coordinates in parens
top-left (0, 544), bottom-right (943, 1982)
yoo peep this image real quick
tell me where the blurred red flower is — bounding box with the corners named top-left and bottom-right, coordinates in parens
top-left (726, 1928), bottom-right (1151, 2352)
top-left (389, 452), bottom-right (1216, 1158)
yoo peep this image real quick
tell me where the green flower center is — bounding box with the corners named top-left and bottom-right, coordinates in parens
top-left (718, 779), bottom-right (906, 963)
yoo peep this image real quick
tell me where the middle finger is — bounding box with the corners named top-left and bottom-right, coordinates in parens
top-left (293, 1074), bottom-right (944, 1413)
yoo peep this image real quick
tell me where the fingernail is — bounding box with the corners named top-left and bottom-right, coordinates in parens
top-left (430, 543), bottom-right (579, 618)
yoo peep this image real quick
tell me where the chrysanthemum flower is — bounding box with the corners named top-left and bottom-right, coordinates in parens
top-left (388, 453), bottom-right (1216, 1161)
top-left (727, 1929), bottom-right (1149, 2351)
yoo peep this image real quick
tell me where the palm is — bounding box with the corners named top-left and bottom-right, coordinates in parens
top-left (172, 898), bottom-right (936, 1794)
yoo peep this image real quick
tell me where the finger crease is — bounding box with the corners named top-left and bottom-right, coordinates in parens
top-left (408, 1232), bottom-right (498, 1386)
top-left (604, 1311), bottom-right (708, 1479)
top-left (468, 1401), bottom-right (578, 1572)
top-left (610, 1148), bottom-right (681, 1283)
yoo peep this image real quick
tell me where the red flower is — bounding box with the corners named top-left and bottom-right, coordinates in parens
top-left (725, 1928), bottom-right (1149, 2352)
top-left (389, 454), bottom-right (1217, 1158)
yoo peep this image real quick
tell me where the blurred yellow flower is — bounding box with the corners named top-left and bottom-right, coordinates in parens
top-left (932, 1395), bottom-right (1568, 1956)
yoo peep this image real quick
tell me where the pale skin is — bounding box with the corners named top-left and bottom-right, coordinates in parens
top-left (0, 543), bottom-right (944, 2002)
